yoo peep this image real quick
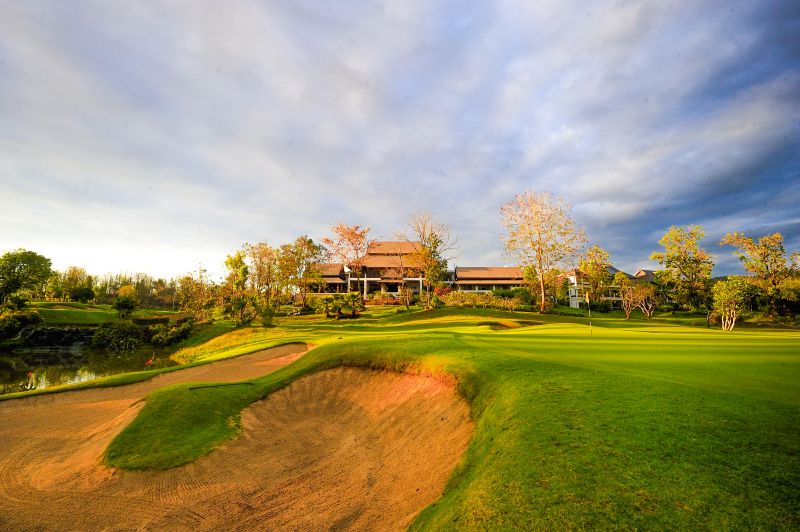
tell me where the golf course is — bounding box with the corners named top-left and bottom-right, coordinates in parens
top-left (1, 306), bottom-right (797, 530)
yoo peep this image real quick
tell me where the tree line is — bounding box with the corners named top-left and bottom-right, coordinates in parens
top-left (500, 191), bottom-right (800, 330)
top-left (1, 194), bottom-right (797, 331)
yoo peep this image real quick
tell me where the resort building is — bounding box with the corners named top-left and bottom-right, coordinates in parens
top-left (320, 241), bottom-right (657, 304)
top-left (567, 267), bottom-right (657, 308)
top-left (452, 267), bottom-right (524, 292)
top-left (318, 241), bottom-right (523, 296)
top-left (567, 266), bottom-right (629, 308)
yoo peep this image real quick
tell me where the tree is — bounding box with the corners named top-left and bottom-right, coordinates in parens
top-left (322, 224), bottom-right (372, 297)
top-left (614, 271), bottom-right (638, 319)
top-left (244, 242), bottom-right (283, 313)
top-left (0, 249), bottom-right (52, 303)
top-left (650, 226), bottom-right (714, 311)
top-left (522, 266), bottom-right (565, 308)
top-left (383, 241), bottom-right (419, 310)
top-left (280, 236), bottom-right (324, 309)
top-left (70, 286), bottom-right (95, 303)
top-left (713, 277), bottom-right (753, 331)
top-left (342, 291), bottom-right (364, 318)
top-left (720, 232), bottom-right (797, 315)
top-left (405, 213), bottom-right (454, 309)
top-left (578, 244), bottom-right (612, 311)
top-left (501, 191), bottom-right (586, 312)
top-left (113, 285), bottom-right (137, 318)
top-left (635, 283), bottom-right (658, 319)
top-left (221, 251), bottom-right (258, 326)
top-left (177, 268), bottom-right (218, 322)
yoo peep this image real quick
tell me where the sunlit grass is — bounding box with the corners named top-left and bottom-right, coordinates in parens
top-left (95, 307), bottom-right (800, 529)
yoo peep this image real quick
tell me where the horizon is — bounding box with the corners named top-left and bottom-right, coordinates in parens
top-left (2, 1), bottom-right (798, 280)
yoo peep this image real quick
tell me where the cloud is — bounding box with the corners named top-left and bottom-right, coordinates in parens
top-left (0, 0), bottom-right (797, 278)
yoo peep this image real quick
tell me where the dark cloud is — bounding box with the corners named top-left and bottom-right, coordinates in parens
top-left (0, 0), bottom-right (797, 278)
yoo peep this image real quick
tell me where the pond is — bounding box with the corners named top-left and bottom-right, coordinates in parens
top-left (0, 345), bottom-right (177, 396)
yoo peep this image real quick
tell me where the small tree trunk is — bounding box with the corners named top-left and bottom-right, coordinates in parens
top-left (538, 271), bottom-right (546, 313)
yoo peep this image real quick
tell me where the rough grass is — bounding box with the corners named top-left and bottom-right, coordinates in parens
top-left (95, 308), bottom-right (800, 529)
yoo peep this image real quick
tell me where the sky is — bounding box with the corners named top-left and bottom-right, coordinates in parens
top-left (1, 0), bottom-right (798, 280)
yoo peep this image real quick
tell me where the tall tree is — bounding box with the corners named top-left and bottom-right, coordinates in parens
top-left (244, 242), bottom-right (283, 313)
top-left (0, 249), bottom-right (52, 303)
top-left (280, 236), bottom-right (324, 309)
top-left (222, 251), bottom-right (258, 326)
top-left (406, 213), bottom-right (454, 308)
top-left (322, 224), bottom-right (372, 297)
top-left (650, 225), bottom-right (714, 311)
top-left (614, 271), bottom-right (638, 319)
top-left (113, 284), bottom-right (138, 318)
top-left (720, 232), bottom-right (796, 315)
top-left (713, 277), bottom-right (754, 331)
top-left (384, 241), bottom-right (420, 310)
top-left (501, 191), bottom-right (586, 312)
top-left (578, 244), bottom-right (612, 311)
top-left (177, 267), bottom-right (218, 322)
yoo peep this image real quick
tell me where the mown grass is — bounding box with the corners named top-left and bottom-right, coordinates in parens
top-left (95, 307), bottom-right (800, 529)
top-left (31, 302), bottom-right (186, 325)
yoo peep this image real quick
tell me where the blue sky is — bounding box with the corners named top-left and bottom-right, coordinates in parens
top-left (1, 0), bottom-right (798, 279)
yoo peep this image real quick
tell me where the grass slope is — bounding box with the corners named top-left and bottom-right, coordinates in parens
top-left (30, 307), bottom-right (800, 528)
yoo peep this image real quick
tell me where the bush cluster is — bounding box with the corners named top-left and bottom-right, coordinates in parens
top-left (492, 287), bottom-right (535, 305)
top-left (0, 309), bottom-right (43, 340)
top-left (92, 321), bottom-right (143, 360)
top-left (366, 295), bottom-right (402, 305)
top-left (132, 316), bottom-right (171, 326)
top-left (312, 292), bottom-right (365, 318)
top-left (441, 291), bottom-right (523, 311)
top-left (148, 321), bottom-right (193, 347)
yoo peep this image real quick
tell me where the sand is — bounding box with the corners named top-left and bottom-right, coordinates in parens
top-left (0, 344), bottom-right (473, 530)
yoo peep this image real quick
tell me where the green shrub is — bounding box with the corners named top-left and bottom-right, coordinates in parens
top-left (69, 286), bottom-right (95, 303)
top-left (113, 296), bottom-right (137, 318)
top-left (5, 291), bottom-right (31, 310)
top-left (0, 310), bottom-right (42, 339)
top-left (92, 321), bottom-right (143, 359)
top-left (132, 316), bottom-right (170, 326)
top-left (588, 300), bottom-right (613, 313)
top-left (441, 291), bottom-right (522, 311)
top-left (149, 322), bottom-right (193, 347)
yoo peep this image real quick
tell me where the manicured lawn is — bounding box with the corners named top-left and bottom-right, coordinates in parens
top-left (98, 307), bottom-right (800, 529)
top-left (32, 302), bottom-right (186, 326)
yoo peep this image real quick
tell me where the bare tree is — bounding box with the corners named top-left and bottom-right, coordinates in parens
top-left (384, 240), bottom-right (421, 310)
top-left (405, 213), bottom-right (456, 308)
top-left (321, 224), bottom-right (373, 298)
top-left (501, 191), bottom-right (586, 312)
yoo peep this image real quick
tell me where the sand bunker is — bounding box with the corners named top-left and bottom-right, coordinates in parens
top-left (0, 346), bottom-right (472, 531)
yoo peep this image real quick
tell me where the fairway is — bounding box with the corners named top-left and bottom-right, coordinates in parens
top-left (2, 309), bottom-right (798, 530)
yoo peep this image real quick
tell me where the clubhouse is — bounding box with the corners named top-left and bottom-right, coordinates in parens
top-left (321, 241), bottom-right (655, 308)
top-left (319, 241), bottom-right (524, 296)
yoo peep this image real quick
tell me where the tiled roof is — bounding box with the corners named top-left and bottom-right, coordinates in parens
top-left (366, 241), bottom-right (422, 255)
top-left (455, 266), bottom-right (523, 280)
top-left (363, 254), bottom-right (424, 269)
top-left (454, 279), bottom-right (523, 285)
top-left (319, 263), bottom-right (345, 276)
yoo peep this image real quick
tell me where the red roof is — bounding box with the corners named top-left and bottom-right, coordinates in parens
top-left (366, 241), bottom-right (422, 255)
top-left (319, 263), bottom-right (344, 276)
top-left (455, 267), bottom-right (523, 280)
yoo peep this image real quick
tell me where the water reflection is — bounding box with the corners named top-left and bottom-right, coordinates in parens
top-left (0, 348), bottom-right (177, 395)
